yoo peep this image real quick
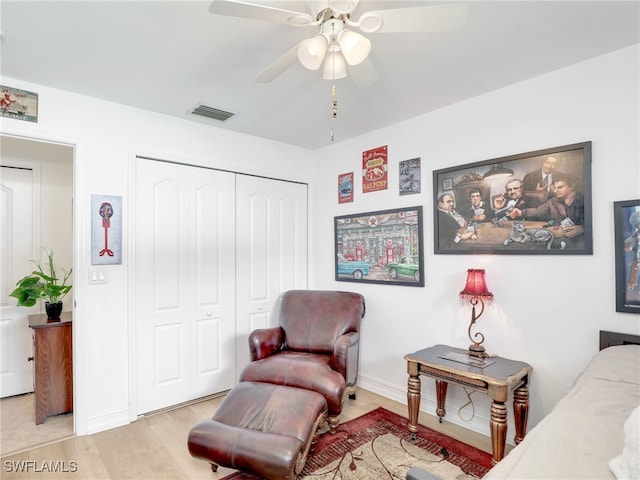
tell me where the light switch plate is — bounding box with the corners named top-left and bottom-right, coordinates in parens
top-left (88, 269), bottom-right (107, 285)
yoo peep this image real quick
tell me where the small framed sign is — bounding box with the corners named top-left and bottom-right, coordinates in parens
top-left (362, 145), bottom-right (388, 193)
top-left (338, 172), bottom-right (354, 204)
top-left (91, 194), bottom-right (123, 265)
top-left (1, 85), bottom-right (38, 123)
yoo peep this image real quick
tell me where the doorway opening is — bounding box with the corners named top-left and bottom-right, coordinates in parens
top-left (0, 135), bottom-right (75, 456)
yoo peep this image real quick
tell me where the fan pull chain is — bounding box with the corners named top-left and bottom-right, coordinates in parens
top-left (331, 83), bottom-right (338, 142)
top-left (330, 21), bottom-right (338, 142)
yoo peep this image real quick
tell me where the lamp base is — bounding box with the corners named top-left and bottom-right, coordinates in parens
top-left (468, 344), bottom-right (487, 358)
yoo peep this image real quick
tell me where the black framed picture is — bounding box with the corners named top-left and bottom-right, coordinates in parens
top-left (433, 142), bottom-right (593, 255)
top-left (614, 199), bottom-right (640, 314)
top-left (334, 206), bottom-right (424, 286)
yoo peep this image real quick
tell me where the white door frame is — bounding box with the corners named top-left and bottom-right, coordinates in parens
top-left (1, 126), bottom-right (87, 436)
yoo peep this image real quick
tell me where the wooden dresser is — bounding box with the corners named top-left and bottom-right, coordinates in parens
top-left (28, 312), bottom-right (73, 425)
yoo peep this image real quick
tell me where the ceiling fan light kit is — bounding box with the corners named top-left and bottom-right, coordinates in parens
top-left (298, 35), bottom-right (328, 70)
top-left (298, 18), bottom-right (370, 75)
top-left (338, 30), bottom-right (371, 66)
top-left (323, 51), bottom-right (347, 80)
top-left (209, 0), bottom-right (469, 84)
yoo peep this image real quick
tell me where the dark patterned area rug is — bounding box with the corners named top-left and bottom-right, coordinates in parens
top-left (222, 407), bottom-right (493, 479)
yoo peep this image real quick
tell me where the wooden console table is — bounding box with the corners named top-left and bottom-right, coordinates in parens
top-left (405, 344), bottom-right (532, 464)
top-left (28, 312), bottom-right (73, 425)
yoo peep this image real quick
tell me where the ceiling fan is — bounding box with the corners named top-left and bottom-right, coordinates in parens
top-left (209, 0), bottom-right (469, 86)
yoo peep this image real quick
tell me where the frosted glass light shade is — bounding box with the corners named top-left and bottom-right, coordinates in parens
top-left (323, 51), bottom-right (347, 80)
top-left (338, 30), bottom-right (371, 65)
top-left (298, 35), bottom-right (328, 70)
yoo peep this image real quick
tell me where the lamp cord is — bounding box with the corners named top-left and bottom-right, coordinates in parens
top-left (458, 387), bottom-right (477, 422)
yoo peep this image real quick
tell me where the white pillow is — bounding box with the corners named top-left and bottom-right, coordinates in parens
top-left (609, 406), bottom-right (640, 480)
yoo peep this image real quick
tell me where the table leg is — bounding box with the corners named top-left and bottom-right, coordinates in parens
top-left (490, 401), bottom-right (507, 465)
top-left (435, 380), bottom-right (448, 423)
top-left (513, 385), bottom-right (529, 444)
top-left (407, 372), bottom-right (421, 440)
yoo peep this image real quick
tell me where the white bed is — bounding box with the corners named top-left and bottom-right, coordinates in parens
top-left (484, 331), bottom-right (640, 480)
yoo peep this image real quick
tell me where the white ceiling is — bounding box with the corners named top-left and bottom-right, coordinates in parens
top-left (1, 1), bottom-right (638, 150)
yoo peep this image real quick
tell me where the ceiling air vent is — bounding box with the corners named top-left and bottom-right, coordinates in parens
top-left (192, 104), bottom-right (235, 122)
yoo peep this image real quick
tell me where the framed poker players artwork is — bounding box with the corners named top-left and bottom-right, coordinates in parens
top-left (433, 142), bottom-right (592, 255)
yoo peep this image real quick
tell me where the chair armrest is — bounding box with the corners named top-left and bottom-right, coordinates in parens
top-left (248, 327), bottom-right (284, 361)
top-left (331, 332), bottom-right (360, 386)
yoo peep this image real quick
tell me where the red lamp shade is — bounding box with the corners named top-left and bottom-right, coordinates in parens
top-left (460, 269), bottom-right (493, 301)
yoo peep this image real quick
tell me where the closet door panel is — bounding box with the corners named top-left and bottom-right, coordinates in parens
top-left (235, 176), bottom-right (308, 375)
top-left (136, 160), bottom-right (190, 413)
top-left (136, 160), bottom-right (235, 413)
top-left (136, 160), bottom-right (306, 411)
top-left (152, 179), bottom-right (185, 311)
top-left (189, 170), bottom-right (236, 397)
top-left (277, 192), bottom-right (307, 292)
top-left (247, 191), bottom-right (269, 299)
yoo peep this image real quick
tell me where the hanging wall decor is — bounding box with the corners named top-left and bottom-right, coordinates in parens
top-left (399, 157), bottom-right (421, 195)
top-left (433, 141), bottom-right (593, 255)
top-left (338, 172), bottom-right (354, 204)
top-left (614, 199), bottom-right (640, 314)
top-left (91, 194), bottom-right (123, 265)
top-left (0, 85), bottom-right (38, 123)
top-left (362, 145), bottom-right (388, 193)
top-left (334, 206), bottom-right (424, 287)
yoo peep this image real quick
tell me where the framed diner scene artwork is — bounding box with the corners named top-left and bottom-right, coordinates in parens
top-left (334, 206), bottom-right (424, 287)
top-left (614, 199), bottom-right (640, 314)
top-left (433, 141), bottom-right (593, 255)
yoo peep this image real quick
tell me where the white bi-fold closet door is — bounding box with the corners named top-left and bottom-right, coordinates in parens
top-left (134, 158), bottom-right (307, 414)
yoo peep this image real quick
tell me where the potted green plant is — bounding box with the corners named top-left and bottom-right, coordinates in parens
top-left (10, 248), bottom-right (73, 320)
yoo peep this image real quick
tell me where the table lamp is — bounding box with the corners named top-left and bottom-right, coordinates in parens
top-left (460, 268), bottom-right (493, 358)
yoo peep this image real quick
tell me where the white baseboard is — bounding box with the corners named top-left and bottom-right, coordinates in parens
top-left (86, 408), bottom-right (130, 435)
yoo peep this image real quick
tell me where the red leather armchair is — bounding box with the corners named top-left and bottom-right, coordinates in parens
top-left (239, 290), bottom-right (365, 433)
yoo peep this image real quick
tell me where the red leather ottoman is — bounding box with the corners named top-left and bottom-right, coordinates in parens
top-left (188, 382), bottom-right (328, 480)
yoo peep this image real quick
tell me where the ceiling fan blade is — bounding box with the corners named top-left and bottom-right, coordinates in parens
top-left (329, 0), bottom-right (360, 15)
top-left (361, 3), bottom-right (469, 33)
top-left (348, 57), bottom-right (379, 88)
top-left (209, 0), bottom-right (315, 26)
top-left (254, 44), bottom-right (301, 83)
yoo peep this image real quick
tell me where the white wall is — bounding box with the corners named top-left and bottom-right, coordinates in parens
top-left (2, 43), bottom-right (638, 444)
top-left (312, 44), bottom-right (640, 440)
top-left (1, 80), bottom-right (316, 435)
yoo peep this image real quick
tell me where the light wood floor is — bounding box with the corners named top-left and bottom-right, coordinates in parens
top-left (0, 393), bottom-right (74, 458)
top-left (0, 389), bottom-right (496, 479)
